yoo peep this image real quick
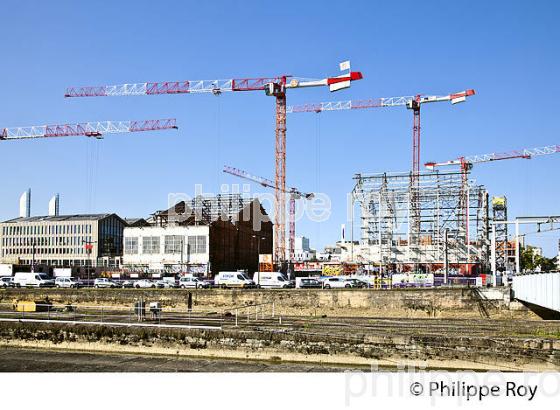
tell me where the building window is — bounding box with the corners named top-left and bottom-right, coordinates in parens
top-left (124, 237), bottom-right (138, 254)
top-left (187, 235), bottom-right (207, 254)
top-left (142, 236), bottom-right (160, 254)
top-left (164, 235), bottom-right (184, 254)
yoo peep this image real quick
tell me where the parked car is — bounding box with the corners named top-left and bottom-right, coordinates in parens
top-left (157, 277), bottom-right (177, 288)
top-left (295, 277), bottom-right (322, 289)
top-left (214, 271), bottom-right (255, 288)
top-left (178, 276), bottom-right (208, 289)
top-left (348, 278), bottom-right (369, 288)
top-left (0, 277), bottom-right (15, 288)
top-left (55, 277), bottom-right (79, 288)
top-left (253, 272), bottom-right (293, 288)
top-left (14, 272), bottom-right (55, 288)
top-left (133, 279), bottom-right (157, 289)
top-left (120, 280), bottom-right (134, 288)
top-left (322, 277), bottom-right (354, 289)
top-left (202, 279), bottom-right (215, 288)
top-left (93, 278), bottom-right (119, 288)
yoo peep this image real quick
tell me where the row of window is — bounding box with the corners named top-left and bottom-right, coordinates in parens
top-left (2, 224), bottom-right (93, 236)
top-left (2, 246), bottom-right (93, 256)
top-left (2, 236), bottom-right (93, 247)
top-left (124, 235), bottom-right (207, 255)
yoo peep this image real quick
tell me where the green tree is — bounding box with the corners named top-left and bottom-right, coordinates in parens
top-left (520, 246), bottom-right (557, 272)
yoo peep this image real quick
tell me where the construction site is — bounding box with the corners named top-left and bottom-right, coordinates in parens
top-left (2, 4), bottom-right (560, 390)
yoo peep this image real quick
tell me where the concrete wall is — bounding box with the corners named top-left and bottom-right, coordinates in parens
top-left (0, 287), bottom-right (536, 319)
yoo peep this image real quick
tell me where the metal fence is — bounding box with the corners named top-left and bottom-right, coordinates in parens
top-left (0, 300), bottom-right (279, 330)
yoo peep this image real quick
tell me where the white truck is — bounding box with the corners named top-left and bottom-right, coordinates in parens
top-left (0, 264), bottom-right (13, 277)
top-left (13, 272), bottom-right (55, 288)
top-left (253, 272), bottom-right (292, 288)
top-left (214, 271), bottom-right (255, 288)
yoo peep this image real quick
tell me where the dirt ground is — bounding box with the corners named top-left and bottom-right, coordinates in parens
top-left (0, 346), bottom-right (371, 372)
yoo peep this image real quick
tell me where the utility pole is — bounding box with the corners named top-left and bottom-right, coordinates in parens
top-left (31, 239), bottom-right (36, 273)
top-left (444, 229), bottom-right (449, 286)
top-left (491, 224), bottom-right (497, 287)
top-left (180, 237), bottom-right (184, 274)
top-left (82, 239), bottom-right (97, 285)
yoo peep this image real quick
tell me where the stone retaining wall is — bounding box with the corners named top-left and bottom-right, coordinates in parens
top-left (0, 287), bottom-right (536, 319)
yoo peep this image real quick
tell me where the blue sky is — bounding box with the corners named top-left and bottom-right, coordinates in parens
top-left (1, 0), bottom-right (559, 256)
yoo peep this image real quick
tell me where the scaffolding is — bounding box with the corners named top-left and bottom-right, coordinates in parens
top-left (152, 194), bottom-right (253, 227)
top-left (351, 170), bottom-right (489, 273)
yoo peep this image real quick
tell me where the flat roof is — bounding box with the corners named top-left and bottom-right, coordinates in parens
top-left (1, 214), bottom-right (115, 224)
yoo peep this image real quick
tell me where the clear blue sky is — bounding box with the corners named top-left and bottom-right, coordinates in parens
top-left (1, 1), bottom-right (559, 256)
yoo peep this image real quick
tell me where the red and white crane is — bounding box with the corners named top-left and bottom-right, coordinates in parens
top-left (1, 118), bottom-right (177, 140)
top-left (223, 165), bottom-right (314, 264)
top-left (65, 62), bottom-right (362, 265)
top-left (425, 144), bottom-right (560, 170)
top-left (287, 89), bottom-right (475, 177)
top-left (425, 144), bottom-right (560, 246)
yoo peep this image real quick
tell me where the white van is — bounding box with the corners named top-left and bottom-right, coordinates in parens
top-left (14, 272), bottom-right (55, 288)
top-left (253, 272), bottom-right (292, 288)
top-left (214, 271), bottom-right (255, 288)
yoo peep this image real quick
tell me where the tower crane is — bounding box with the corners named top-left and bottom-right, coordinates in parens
top-left (287, 89), bottom-right (475, 252)
top-left (424, 144), bottom-right (560, 253)
top-left (0, 118), bottom-right (177, 140)
top-left (223, 165), bottom-right (314, 264)
top-left (287, 89), bottom-right (475, 177)
top-left (65, 62), bottom-right (362, 266)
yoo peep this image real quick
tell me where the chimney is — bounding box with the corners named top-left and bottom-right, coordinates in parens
top-left (19, 189), bottom-right (31, 218)
top-left (48, 194), bottom-right (60, 216)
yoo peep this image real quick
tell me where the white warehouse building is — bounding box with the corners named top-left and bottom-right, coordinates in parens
top-left (123, 225), bottom-right (209, 274)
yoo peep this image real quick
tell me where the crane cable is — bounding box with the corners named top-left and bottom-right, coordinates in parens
top-left (315, 114), bottom-right (321, 243)
top-left (216, 96), bottom-right (222, 190)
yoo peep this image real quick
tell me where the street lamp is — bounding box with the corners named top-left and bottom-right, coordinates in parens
top-left (252, 235), bottom-right (266, 285)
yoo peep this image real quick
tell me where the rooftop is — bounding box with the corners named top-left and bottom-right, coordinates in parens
top-left (1, 214), bottom-right (116, 224)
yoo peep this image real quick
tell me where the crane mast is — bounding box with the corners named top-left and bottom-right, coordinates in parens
top-left (66, 63), bottom-right (362, 266)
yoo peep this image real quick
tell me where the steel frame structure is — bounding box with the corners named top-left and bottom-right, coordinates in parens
top-left (491, 196), bottom-right (511, 271)
top-left (1, 119), bottom-right (177, 140)
top-left (351, 170), bottom-right (488, 272)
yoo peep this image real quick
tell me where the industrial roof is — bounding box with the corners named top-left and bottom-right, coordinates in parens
top-left (1, 214), bottom-right (117, 224)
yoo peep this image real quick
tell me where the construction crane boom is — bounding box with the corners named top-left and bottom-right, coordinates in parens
top-left (425, 144), bottom-right (560, 170)
top-left (65, 62), bottom-right (362, 265)
top-left (1, 119), bottom-right (177, 140)
top-left (65, 73), bottom-right (363, 98)
top-left (223, 165), bottom-right (314, 264)
top-left (286, 90), bottom-right (475, 113)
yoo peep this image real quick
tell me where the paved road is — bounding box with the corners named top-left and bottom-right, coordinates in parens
top-left (0, 347), bottom-right (368, 372)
